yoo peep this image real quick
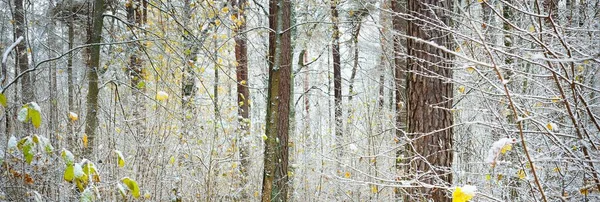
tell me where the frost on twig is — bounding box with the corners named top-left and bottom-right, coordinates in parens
top-left (485, 138), bottom-right (517, 167)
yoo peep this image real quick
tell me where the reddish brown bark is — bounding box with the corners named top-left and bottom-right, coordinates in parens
top-left (406, 0), bottom-right (454, 201)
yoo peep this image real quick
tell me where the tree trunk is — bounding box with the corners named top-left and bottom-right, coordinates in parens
top-left (406, 0), bottom-right (454, 201)
top-left (330, 0), bottom-right (343, 168)
top-left (232, 0), bottom-right (251, 199)
top-left (391, 0), bottom-right (408, 199)
top-left (261, 0), bottom-right (292, 201)
top-left (82, 0), bottom-right (105, 159)
top-left (67, 16), bottom-right (75, 149)
top-left (13, 0), bottom-right (32, 104)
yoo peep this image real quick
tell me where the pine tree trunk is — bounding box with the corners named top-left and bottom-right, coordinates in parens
top-left (261, 0), bottom-right (292, 201)
top-left (232, 0), bottom-right (251, 199)
top-left (391, 0), bottom-right (408, 199)
top-left (406, 0), bottom-right (454, 200)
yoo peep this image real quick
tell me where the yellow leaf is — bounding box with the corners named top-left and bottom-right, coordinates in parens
top-left (517, 169), bottom-right (526, 180)
top-left (580, 188), bottom-right (589, 196)
top-left (547, 123), bottom-right (556, 131)
top-left (501, 144), bottom-right (512, 154)
top-left (144, 191), bottom-right (151, 199)
top-left (534, 102), bottom-right (543, 107)
top-left (156, 91), bottom-right (169, 101)
top-left (577, 65), bottom-right (584, 72)
top-left (221, 7), bottom-right (229, 13)
top-left (583, 60), bottom-right (589, 64)
top-left (553, 167), bottom-right (560, 172)
top-left (82, 134), bottom-right (88, 148)
top-left (497, 174), bottom-right (503, 181)
top-left (485, 174), bottom-right (491, 181)
top-left (551, 96), bottom-right (560, 103)
top-left (528, 25), bottom-right (535, 32)
top-left (455, 46), bottom-right (461, 52)
top-left (465, 66), bottom-right (475, 73)
top-left (458, 86), bottom-right (465, 94)
top-left (122, 177), bottom-right (140, 198)
top-left (169, 156), bottom-right (175, 165)
top-left (232, 163), bottom-right (237, 169)
top-left (452, 185), bottom-right (476, 202)
top-left (68, 112), bottom-right (78, 122)
top-left (115, 150), bottom-right (125, 167)
top-left (371, 185), bottom-right (378, 193)
top-left (344, 171), bottom-right (351, 178)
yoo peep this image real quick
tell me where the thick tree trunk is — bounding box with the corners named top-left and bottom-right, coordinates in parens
top-left (406, 0), bottom-right (454, 201)
top-left (261, 0), bottom-right (292, 201)
top-left (391, 0), bottom-right (408, 199)
top-left (82, 0), bottom-right (105, 159)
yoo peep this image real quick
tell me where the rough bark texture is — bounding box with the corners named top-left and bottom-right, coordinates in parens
top-left (14, 0), bottom-right (33, 104)
top-left (330, 0), bottom-right (343, 157)
top-left (391, 0), bottom-right (408, 199)
top-left (261, 0), bottom-right (292, 201)
top-left (406, 0), bottom-right (454, 201)
top-left (232, 0), bottom-right (251, 199)
top-left (82, 0), bottom-right (105, 159)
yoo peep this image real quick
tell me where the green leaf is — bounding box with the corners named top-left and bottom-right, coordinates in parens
top-left (18, 137), bottom-right (35, 164)
top-left (80, 187), bottom-right (95, 202)
top-left (114, 150), bottom-right (125, 167)
top-left (64, 165), bottom-right (75, 182)
top-left (0, 93), bottom-right (7, 107)
top-left (61, 149), bottom-right (75, 166)
top-left (122, 177), bottom-right (140, 198)
top-left (136, 81), bottom-right (146, 89)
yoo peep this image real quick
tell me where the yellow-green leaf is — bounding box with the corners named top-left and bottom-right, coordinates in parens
top-left (0, 93), bottom-right (7, 107)
top-left (64, 165), bottom-right (74, 182)
top-left (82, 160), bottom-right (100, 182)
top-left (517, 169), bottom-right (526, 180)
top-left (500, 144), bottom-right (512, 154)
top-left (28, 102), bottom-right (42, 128)
top-left (156, 91), bottom-right (169, 101)
top-left (62, 149), bottom-right (75, 166)
top-left (18, 137), bottom-right (34, 164)
top-left (122, 177), bottom-right (140, 198)
top-left (115, 150), bottom-right (125, 167)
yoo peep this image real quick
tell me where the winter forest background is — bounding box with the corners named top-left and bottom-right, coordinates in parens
top-left (0, 0), bottom-right (599, 201)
